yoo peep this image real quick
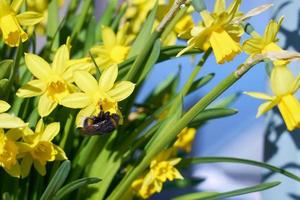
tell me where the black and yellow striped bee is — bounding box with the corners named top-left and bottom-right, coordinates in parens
top-left (82, 108), bottom-right (120, 135)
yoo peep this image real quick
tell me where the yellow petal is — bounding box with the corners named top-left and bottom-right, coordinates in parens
top-left (209, 30), bottom-right (241, 64)
top-left (52, 44), bottom-right (69, 75)
top-left (263, 19), bottom-right (281, 44)
top-left (16, 11), bottom-right (44, 26)
top-left (35, 118), bottom-right (44, 133)
top-left (4, 162), bottom-right (20, 178)
top-left (0, 113), bottom-right (26, 128)
top-left (99, 65), bottom-right (118, 92)
top-left (270, 66), bottom-right (295, 96)
top-left (60, 93), bottom-right (91, 108)
top-left (17, 79), bottom-right (46, 98)
top-left (256, 99), bottom-right (279, 117)
top-left (40, 122), bottom-right (60, 141)
top-left (76, 104), bottom-right (96, 127)
top-left (38, 93), bottom-right (57, 117)
top-left (242, 37), bottom-right (264, 55)
top-left (25, 53), bottom-right (52, 81)
top-left (107, 81), bottom-right (135, 101)
top-left (214, 0), bottom-right (225, 13)
top-left (0, 100), bottom-right (10, 113)
top-left (33, 160), bottom-right (46, 176)
top-left (200, 10), bottom-right (214, 27)
top-left (0, 13), bottom-right (28, 47)
top-left (63, 58), bottom-right (92, 82)
top-left (101, 26), bottom-right (116, 49)
top-left (10, 0), bottom-right (23, 12)
top-left (278, 95), bottom-right (300, 131)
top-left (244, 92), bottom-right (274, 100)
top-left (6, 128), bottom-right (23, 140)
top-left (20, 155), bottom-right (33, 178)
top-left (53, 145), bottom-right (67, 160)
top-left (73, 71), bottom-right (98, 94)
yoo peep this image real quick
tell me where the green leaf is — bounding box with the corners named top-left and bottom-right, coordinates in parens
top-left (173, 182), bottom-right (280, 200)
top-left (2, 192), bottom-right (11, 200)
top-left (128, 2), bottom-right (158, 57)
top-left (40, 160), bottom-right (71, 200)
top-left (0, 60), bottom-right (13, 79)
top-left (70, 0), bottom-right (92, 40)
top-left (83, 16), bottom-right (97, 55)
top-left (52, 177), bottom-right (101, 200)
top-left (137, 39), bottom-right (161, 84)
top-left (165, 177), bottom-right (205, 189)
top-left (189, 108), bottom-right (238, 127)
top-left (46, 0), bottom-right (59, 51)
top-left (180, 157), bottom-right (300, 182)
top-left (209, 92), bottom-right (241, 108)
top-left (187, 73), bottom-right (215, 94)
top-left (0, 79), bottom-right (9, 98)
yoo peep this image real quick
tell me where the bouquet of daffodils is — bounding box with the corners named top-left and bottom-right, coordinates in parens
top-left (1, 0), bottom-right (300, 199)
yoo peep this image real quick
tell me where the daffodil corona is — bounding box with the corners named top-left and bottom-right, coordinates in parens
top-left (177, 0), bottom-right (243, 64)
top-left (0, 0), bottom-right (43, 47)
top-left (245, 66), bottom-right (300, 131)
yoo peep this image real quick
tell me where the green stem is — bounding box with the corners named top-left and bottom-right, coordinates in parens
top-left (59, 110), bottom-right (76, 153)
top-left (181, 49), bottom-right (212, 95)
top-left (107, 59), bottom-right (261, 200)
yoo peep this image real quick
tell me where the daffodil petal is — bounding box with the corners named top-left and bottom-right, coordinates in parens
top-left (76, 105), bottom-right (96, 127)
top-left (17, 11), bottom-right (44, 26)
top-left (4, 163), bottom-right (20, 178)
top-left (52, 44), bottom-right (69, 75)
top-left (38, 94), bottom-right (57, 117)
top-left (33, 160), bottom-right (46, 176)
top-left (17, 79), bottom-right (46, 98)
top-left (214, 0), bottom-right (226, 14)
top-left (107, 81), bottom-right (135, 101)
top-left (54, 145), bottom-right (68, 160)
top-left (63, 58), bottom-right (92, 82)
top-left (256, 99), bottom-right (279, 117)
top-left (60, 93), bottom-right (91, 108)
top-left (0, 113), bottom-right (26, 128)
top-left (73, 71), bottom-right (98, 94)
top-left (20, 155), bottom-right (33, 178)
top-left (41, 122), bottom-right (60, 141)
top-left (101, 26), bottom-right (116, 48)
top-left (10, 0), bottom-right (23, 12)
top-left (6, 128), bottom-right (23, 140)
top-left (244, 91), bottom-right (274, 100)
top-left (25, 53), bottom-right (52, 81)
top-left (0, 100), bottom-right (10, 113)
top-left (99, 65), bottom-right (118, 92)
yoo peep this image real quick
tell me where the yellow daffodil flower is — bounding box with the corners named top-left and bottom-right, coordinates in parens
top-left (17, 44), bottom-right (89, 117)
top-left (125, 0), bottom-right (159, 35)
top-left (60, 65), bottom-right (135, 127)
top-left (90, 25), bottom-right (131, 70)
top-left (174, 127), bottom-right (197, 152)
top-left (243, 17), bottom-right (286, 65)
top-left (0, 100), bottom-right (26, 128)
top-left (17, 119), bottom-right (67, 176)
top-left (26, 0), bottom-right (64, 35)
top-left (155, 0), bottom-right (194, 45)
top-left (0, 0), bottom-right (43, 47)
top-left (132, 148), bottom-right (183, 199)
top-left (245, 65), bottom-right (300, 131)
top-left (177, 0), bottom-right (243, 64)
top-left (0, 128), bottom-right (23, 177)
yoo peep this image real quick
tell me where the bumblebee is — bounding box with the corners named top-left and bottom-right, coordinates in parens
top-left (82, 109), bottom-right (120, 135)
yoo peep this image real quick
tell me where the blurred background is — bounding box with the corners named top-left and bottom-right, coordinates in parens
top-left (61, 0), bottom-right (300, 199)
